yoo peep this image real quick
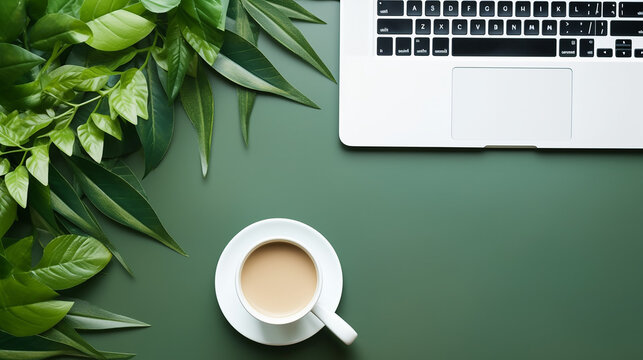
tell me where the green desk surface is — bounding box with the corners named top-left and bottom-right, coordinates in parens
top-left (69, 2), bottom-right (643, 359)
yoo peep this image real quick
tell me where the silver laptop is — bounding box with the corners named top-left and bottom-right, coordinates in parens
top-left (339, 0), bottom-right (643, 148)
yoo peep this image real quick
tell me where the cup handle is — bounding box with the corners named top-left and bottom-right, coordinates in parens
top-left (311, 304), bottom-right (358, 345)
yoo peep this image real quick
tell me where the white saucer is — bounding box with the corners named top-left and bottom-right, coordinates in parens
top-left (214, 218), bottom-right (343, 346)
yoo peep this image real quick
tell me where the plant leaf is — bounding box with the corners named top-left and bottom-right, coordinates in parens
top-left (180, 64), bottom-right (214, 177)
top-left (28, 181), bottom-right (63, 236)
top-left (109, 68), bottom-right (148, 125)
top-left (86, 10), bottom-right (156, 51)
top-left (27, 0), bottom-right (48, 21)
top-left (141, 0), bottom-right (181, 13)
top-left (4, 236), bottom-right (33, 271)
top-left (48, 165), bottom-right (131, 274)
top-left (63, 298), bottom-right (149, 330)
top-left (241, 0), bottom-right (334, 82)
top-left (39, 319), bottom-right (105, 359)
top-left (212, 31), bottom-right (317, 108)
top-left (6, 112), bottom-right (53, 144)
top-left (66, 156), bottom-right (186, 255)
top-left (91, 113), bottom-right (122, 140)
top-left (177, 8), bottom-right (221, 65)
top-left (5, 166), bottom-right (29, 208)
top-left (77, 120), bottom-right (104, 163)
top-left (0, 0), bottom-right (27, 43)
top-left (46, 0), bottom-right (82, 18)
top-left (0, 159), bottom-right (10, 176)
top-left (76, 66), bottom-right (112, 92)
top-left (189, 0), bottom-right (229, 32)
top-left (0, 180), bottom-right (17, 239)
top-left (137, 59), bottom-right (174, 176)
top-left (79, 0), bottom-right (129, 21)
top-left (0, 44), bottom-right (45, 86)
top-left (26, 235), bottom-right (111, 290)
top-left (265, 0), bottom-right (324, 23)
top-left (26, 144), bottom-right (49, 186)
top-left (102, 160), bottom-right (148, 199)
top-left (165, 14), bottom-right (193, 101)
top-left (0, 273), bottom-right (73, 337)
top-left (49, 127), bottom-right (75, 156)
top-left (29, 13), bottom-right (92, 50)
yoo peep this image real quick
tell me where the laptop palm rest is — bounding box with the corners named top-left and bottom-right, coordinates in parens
top-left (451, 68), bottom-right (573, 145)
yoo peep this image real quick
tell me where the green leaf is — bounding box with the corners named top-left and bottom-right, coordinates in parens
top-left (91, 113), bottom-right (122, 140)
top-left (28, 181), bottom-right (64, 236)
top-left (49, 165), bottom-right (132, 275)
top-left (109, 68), bottom-right (148, 125)
top-left (49, 127), bottom-right (75, 156)
top-left (141, 0), bottom-right (181, 13)
top-left (190, 0), bottom-right (229, 32)
top-left (213, 31), bottom-right (317, 108)
top-left (5, 166), bottom-right (29, 208)
top-left (27, 0), bottom-right (47, 21)
top-left (86, 10), bottom-right (156, 51)
top-left (265, 0), bottom-right (324, 24)
top-left (0, 44), bottom-right (45, 85)
top-left (180, 65), bottom-right (214, 177)
top-left (46, 0), bottom-right (83, 18)
top-left (4, 236), bottom-right (33, 271)
top-left (79, 0), bottom-right (129, 21)
top-left (77, 120), bottom-right (104, 163)
top-left (66, 156), bottom-right (186, 255)
top-left (26, 144), bottom-right (49, 186)
top-left (0, 158), bottom-right (10, 176)
top-left (76, 66), bottom-right (112, 92)
top-left (0, 181), bottom-right (17, 239)
top-left (238, 89), bottom-right (256, 145)
top-left (165, 15), bottom-right (193, 101)
top-left (177, 9), bottom-right (221, 65)
top-left (64, 298), bottom-right (149, 330)
top-left (7, 112), bottom-right (54, 144)
top-left (0, 0), bottom-right (27, 43)
top-left (137, 59), bottom-right (174, 176)
top-left (241, 0), bottom-right (334, 82)
top-left (26, 235), bottom-right (111, 290)
top-left (0, 273), bottom-right (73, 337)
top-left (29, 13), bottom-right (92, 50)
top-left (39, 319), bottom-right (105, 359)
top-left (0, 254), bottom-right (11, 278)
top-left (85, 47), bottom-right (137, 71)
top-left (103, 160), bottom-right (148, 199)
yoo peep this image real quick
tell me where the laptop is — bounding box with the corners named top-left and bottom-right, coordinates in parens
top-left (339, 1), bottom-right (643, 148)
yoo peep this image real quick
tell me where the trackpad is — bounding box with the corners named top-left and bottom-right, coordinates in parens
top-left (451, 68), bottom-right (572, 142)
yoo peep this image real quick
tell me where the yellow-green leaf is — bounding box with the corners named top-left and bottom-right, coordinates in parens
top-left (49, 127), bottom-right (75, 156)
top-left (91, 113), bottom-right (122, 140)
top-left (25, 144), bottom-right (49, 186)
top-left (5, 166), bottom-right (29, 208)
top-left (86, 10), bottom-right (155, 51)
top-left (77, 121), bottom-right (104, 163)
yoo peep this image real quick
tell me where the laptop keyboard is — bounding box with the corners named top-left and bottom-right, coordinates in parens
top-left (376, 1), bottom-right (643, 57)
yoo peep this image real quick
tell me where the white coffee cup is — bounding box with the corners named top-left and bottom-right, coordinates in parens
top-left (236, 238), bottom-right (357, 345)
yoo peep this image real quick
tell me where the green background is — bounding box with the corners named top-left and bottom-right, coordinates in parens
top-left (72, 1), bottom-right (643, 359)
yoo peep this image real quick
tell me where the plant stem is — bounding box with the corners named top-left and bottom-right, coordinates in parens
top-left (138, 33), bottom-right (160, 71)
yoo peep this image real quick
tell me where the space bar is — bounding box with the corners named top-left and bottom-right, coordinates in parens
top-left (452, 38), bottom-right (557, 57)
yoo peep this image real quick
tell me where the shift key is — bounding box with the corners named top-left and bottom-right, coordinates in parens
top-left (377, 19), bottom-right (413, 34)
top-left (610, 21), bottom-right (643, 35)
top-left (619, 2), bottom-right (643, 17)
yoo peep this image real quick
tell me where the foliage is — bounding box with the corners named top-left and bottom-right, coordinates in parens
top-left (0, 0), bottom-right (331, 357)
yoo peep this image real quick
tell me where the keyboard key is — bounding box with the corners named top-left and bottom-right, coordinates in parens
top-left (603, 2), bottom-right (617, 16)
top-left (480, 1), bottom-right (495, 16)
top-left (580, 39), bottom-right (595, 56)
top-left (507, 20), bottom-right (521, 35)
top-left (616, 49), bottom-right (632, 57)
top-left (619, 2), bottom-right (643, 17)
top-left (407, 1), bottom-right (422, 16)
top-left (570, 2), bottom-right (602, 16)
top-left (414, 38), bottom-right (430, 55)
top-left (597, 48), bottom-right (613, 56)
top-left (534, 2), bottom-right (549, 16)
top-left (615, 39), bottom-right (632, 57)
top-left (543, 20), bottom-right (558, 35)
top-left (425, 1), bottom-right (440, 16)
top-left (560, 20), bottom-right (595, 35)
top-left (462, 1), bottom-right (477, 16)
top-left (378, 19), bottom-right (413, 34)
top-left (434, 19), bottom-right (449, 34)
top-left (498, 1), bottom-right (513, 16)
top-left (525, 20), bottom-right (539, 35)
top-left (516, 1), bottom-right (531, 16)
top-left (453, 20), bottom-right (468, 34)
top-left (636, 49), bottom-right (643, 57)
top-left (489, 20), bottom-right (504, 35)
top-left (443, 1), bottom-right (458, 16)
top-left (471, 20), bottom-right (486, 35)
top-left (560, 39), bottom-right (578, 57)
top-left (378, 1), bottom-right (403, 16)
top-left (377, 37), bottom-right (393, 55)
top-left (433, 38), bottom-right (449, 56)
top-left (396, 37), bottom-right (412, 56)
top-left (416, 19), bottom-right (431, 34)
top-left (596, 20), bottom-right (608, 35)
top-left (451, 38), bottom-right (556, 56)
top-left (552, 2), bottom-right (567, 16)
top-left (611, 21), bottom-right (643, 36)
